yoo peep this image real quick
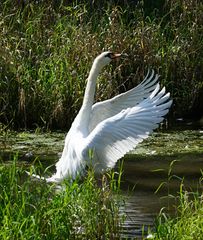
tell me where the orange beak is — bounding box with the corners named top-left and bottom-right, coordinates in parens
top-left (111, 53), bottom-right (128, 60)
top-left (111, 53), bottom-right (122, 59)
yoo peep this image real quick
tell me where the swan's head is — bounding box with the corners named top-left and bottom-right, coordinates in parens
top-left (94, 51), bottom-right (122, 69)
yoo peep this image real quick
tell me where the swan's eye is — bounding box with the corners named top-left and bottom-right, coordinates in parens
top-left (105, 52), bottom-right (113, 59)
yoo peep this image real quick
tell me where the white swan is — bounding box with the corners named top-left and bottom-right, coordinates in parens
top-left (33, 51), bottom-right (172, 182)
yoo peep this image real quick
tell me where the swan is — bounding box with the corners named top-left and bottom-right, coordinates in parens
top-left (31, 51), bottom-right (172, 182)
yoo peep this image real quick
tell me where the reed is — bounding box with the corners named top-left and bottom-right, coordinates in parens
top-left (151, 186), bottom-right (203, 239)
top-left (0, 155), bottom-right (123, 239)
top-left (0, 0), bottom-right (203, 129)
top-left (148, 163), bottom-right (203, 239)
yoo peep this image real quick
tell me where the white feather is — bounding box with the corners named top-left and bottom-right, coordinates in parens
top-left (29, 52), bottom-right (172, 182)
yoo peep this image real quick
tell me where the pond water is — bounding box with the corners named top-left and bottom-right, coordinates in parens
top-left (0, 124), bottom-right (203, 239)
top-left (120, 127), bottom-right (203, 238)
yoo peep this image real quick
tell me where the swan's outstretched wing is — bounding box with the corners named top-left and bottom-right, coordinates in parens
top-left (89, 70), bottom-right (159, 132)
top-left (83, 84), bottom-right (172, 172)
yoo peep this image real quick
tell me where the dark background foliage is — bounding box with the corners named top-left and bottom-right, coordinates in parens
top-left (0, 0), bottom-right (203, 129)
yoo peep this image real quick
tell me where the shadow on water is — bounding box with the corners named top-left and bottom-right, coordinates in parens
top-left (123, 152), bottom-right (203, 191)
top-left (118, 122), bottom-right (203, 238)
top-left (0, 127), bottom-right (203, 239)
top-left (119, 151), bottom-right (203, 238)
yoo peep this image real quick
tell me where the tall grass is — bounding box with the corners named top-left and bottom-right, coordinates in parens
top-left (152, 185), bottom-right (203, 239)
top-left (0, 0), bottom-right (203, 129)
top-left (149, 163), bottom-right (203, 240)
top-left (0, 155), bottom-right (123, 239)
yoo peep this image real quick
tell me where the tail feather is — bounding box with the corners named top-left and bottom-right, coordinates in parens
top-left (25, 171), bottom-right (60, 183)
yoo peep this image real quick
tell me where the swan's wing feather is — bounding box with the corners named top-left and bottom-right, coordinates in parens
top-left (84, 86), bottom-right (172, 172)
top-left (89, 70), bottom-right (159, 132)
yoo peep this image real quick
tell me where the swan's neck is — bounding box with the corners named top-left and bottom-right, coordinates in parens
top-left (77, 60), bottom-right (101, 130)
top-left (82, 61), bottom-right (101, 108)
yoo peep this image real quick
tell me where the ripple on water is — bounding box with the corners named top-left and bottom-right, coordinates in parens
top-left (0, 128), bottom-right (203, 238)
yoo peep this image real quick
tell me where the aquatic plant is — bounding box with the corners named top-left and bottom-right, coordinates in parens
top-left (147, 159), bottom-right (203, 240)
top-left (0, 0), bottom-right (203, 129)
top-left (0, 155), bottom-right (123, 239)
top-left (151, 185), bottom-right (203, 239)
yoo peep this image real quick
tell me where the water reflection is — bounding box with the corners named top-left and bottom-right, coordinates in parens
top-left (0, 128), bottom-right (203, 239)
top-left (117, 128), bottom-right (203, 238)
top-left (118, 152), bottom-right (203, 238)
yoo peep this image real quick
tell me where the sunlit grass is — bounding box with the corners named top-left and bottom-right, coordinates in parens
top-left (151, 186), bottom-right (203, 239)
top-left (0, 155), bottom-right (123, 239)
top-left (0, 0), bottom-right (203, 129)
top-left (147, 163), bottom-right (203, 240)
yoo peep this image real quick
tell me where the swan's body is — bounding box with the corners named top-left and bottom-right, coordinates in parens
top-left (34, 52), bottom-right (172, 182)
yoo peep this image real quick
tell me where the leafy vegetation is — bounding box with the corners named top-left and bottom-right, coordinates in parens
top-left (0, 156), bottom-right (123, 239)
top-left (151, 184), bottom-right (203, 239)
top-left (0, 129), bottom-right (203, 239)
top-left (0, 0), bottom-right (203, 129)
top-left (1, 1), bottom-right (203, 237)
top-left (145, 158), bottom-right (203, 240)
